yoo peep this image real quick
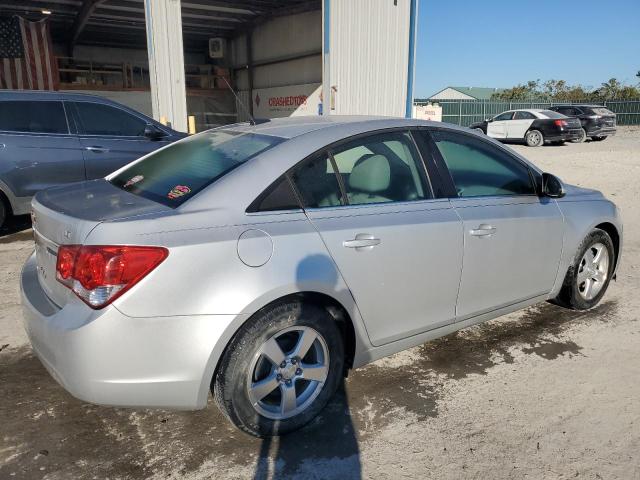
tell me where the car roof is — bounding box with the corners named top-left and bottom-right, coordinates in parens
top-left (0, 89), bottom-right (126, 104)
top-left (220, 115), bottom-right (440, 139)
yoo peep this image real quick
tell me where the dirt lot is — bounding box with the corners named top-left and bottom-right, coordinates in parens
top-left (1, 128), bottom-right (639, 480)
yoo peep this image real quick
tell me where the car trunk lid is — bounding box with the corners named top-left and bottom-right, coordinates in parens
top-left (31, 179), bottom-right (170, 307)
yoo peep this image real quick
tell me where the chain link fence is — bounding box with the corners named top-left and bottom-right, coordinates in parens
top-left (415, 99), bottom-right (640, 126)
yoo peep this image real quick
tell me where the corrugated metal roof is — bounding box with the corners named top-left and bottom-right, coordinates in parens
top-left (0, 0), bottom-right (320, 52)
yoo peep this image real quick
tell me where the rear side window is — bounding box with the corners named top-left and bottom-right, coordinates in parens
top-left (110, 130), bottom-right (284, 207)
top-left (72, 102), bottom-right (146, 136)
top-left (432, 130), bottom-right (535, 197)
top-left (330, 131), bottom-right (430, 205)
top-left (0, 100), bottom-right (68, 134)
top-left (250, 176), bottom-right (301, 212)
top-left (514, 111), bottom-right (536, 120)
top-left (539, 110), bottom-right (565, 119)
top-left (589, 107), bottom-right (614, 116)
top-left (290, 153), bottom-right (343, 208)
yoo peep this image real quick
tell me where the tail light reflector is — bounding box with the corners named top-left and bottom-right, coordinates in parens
top-left (554, 119), bottom-right (568, 127)
top-left (56, 245), bottom-right (168, 309)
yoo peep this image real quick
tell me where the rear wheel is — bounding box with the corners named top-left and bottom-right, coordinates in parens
top-left (592, 136), bottom-right (608, 141)
top-left (572, 128), bottom-right (587, 143)
top-left (525, 129), bottom-right (544, 147)
top-left (0, 196), bottom-right (8, 230)
top-left (553, 229), bottom-right (615, 310)
top-left (213, 300), bottom-right (344, 437)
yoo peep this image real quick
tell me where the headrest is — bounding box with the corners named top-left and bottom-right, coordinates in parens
top-left (348, 154), bottom-right (391, 193)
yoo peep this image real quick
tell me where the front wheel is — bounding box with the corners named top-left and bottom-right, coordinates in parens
top-left (554, 229), bottom-right (615, 310)
top-left (213, 301), bottom-right (344, 437)
top-left (525, 129), bottom-right (544, 147)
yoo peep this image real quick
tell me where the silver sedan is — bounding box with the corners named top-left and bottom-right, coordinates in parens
top-left (21, 117), bottom-right (622, 436)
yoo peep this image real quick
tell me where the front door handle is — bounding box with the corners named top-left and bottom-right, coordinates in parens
top-left (343, 233), bottom-right (381, 250)
top-left (470, 224), bottom-right (497, 237)
top-left (85, 146), bottom-right (110, 153)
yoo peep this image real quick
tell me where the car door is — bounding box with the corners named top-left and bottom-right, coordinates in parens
top-left (507, 111), bottom-right (537, 139)
top-left (427, 128), bottom-right (564, 320)
top-left (290, 130), bottom-right (463, 346)
top-left (0, 100), bottom-right (85, 199)
top-left (68, 100), bottom-right (172, 179)
top-left (486, 111), bottom-right (513, 138)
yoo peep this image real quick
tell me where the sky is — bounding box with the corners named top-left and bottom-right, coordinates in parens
top-left (414, 0), bottom-right (640, 98)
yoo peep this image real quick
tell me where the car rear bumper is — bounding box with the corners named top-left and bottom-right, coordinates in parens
top-left (545, 129), bottom-right (583, 142)
top-left (21, 252), bottom-right (235, 410)
top-left (587, 126), bottom-right (616, 137)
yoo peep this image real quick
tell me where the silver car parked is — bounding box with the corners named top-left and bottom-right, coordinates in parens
top-left (21, 117), bottom-right (622, 436)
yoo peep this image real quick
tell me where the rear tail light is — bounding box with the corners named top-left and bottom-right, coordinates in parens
top-left (56, 245), bottom-right (168, 309)
top-left (554, 119), bottom-right (568, 127)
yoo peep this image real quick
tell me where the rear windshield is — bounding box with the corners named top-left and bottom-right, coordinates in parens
top-left (539, 110), bottom-right (565, 119)
top-left (110, 130), bottom-right (283, 207)
top-left (588, 107), bottom-right (614, 116)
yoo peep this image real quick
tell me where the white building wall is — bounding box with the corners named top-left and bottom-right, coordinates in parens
top-left (328, 0), bottom-right (414, 117)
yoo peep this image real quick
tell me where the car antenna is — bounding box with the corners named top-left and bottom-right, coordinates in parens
top-left (219, 76), bottom-right (256, 126)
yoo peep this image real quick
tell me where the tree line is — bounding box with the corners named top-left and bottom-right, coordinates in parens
top-left (491, 74), bottom-right (640, 101)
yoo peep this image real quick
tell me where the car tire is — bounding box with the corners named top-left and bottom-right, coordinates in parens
top-left (525, 129), bottom-right (544, 147)
top-left (0, 196), bottom-right (8, 230)
top-left (213, 300), bottom-right (344, 437)
top-left (571, 128), bottom-right (587, 143)
top-left (553, 229), bottom-right (615, 311)
top-left (473, 127), bottom-right (484, 134)
top-left (592, 136), bottom-right (607, 142)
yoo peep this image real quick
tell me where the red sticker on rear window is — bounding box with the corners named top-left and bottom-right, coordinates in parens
top-left (167, 185), bottom-right (191, 199)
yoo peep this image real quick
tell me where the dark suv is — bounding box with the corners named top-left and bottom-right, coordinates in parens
top-left (0, 91), bottom-right (186, 228)
top-left (548, 105), bottom-right (616, 143)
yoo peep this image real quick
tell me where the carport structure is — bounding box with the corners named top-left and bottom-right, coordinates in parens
top-left (0, 0), bottom-right (418, 131)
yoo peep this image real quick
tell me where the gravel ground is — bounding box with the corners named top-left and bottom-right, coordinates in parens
top-left (1, 128), bottom-right (639, 480)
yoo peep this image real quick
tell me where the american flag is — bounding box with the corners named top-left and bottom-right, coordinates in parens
top-left (0, 16), bottom-right (58, 90)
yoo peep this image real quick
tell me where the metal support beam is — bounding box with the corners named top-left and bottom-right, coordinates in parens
top-left (144, 0), bottom-right (188, 132)
top-left (68, 0), bottom-right (104, 56)
top-left (245, 29), bottom-right (254, 117)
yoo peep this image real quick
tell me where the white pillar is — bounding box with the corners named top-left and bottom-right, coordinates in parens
top-left (144, 0), bottom-right (188, 132)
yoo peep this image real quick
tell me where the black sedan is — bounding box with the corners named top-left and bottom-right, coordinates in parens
top-left (470, 109), bottom-right (583, 147)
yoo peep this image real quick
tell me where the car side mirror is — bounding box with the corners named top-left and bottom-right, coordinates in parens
top-left (541, 172), bottom-right (565, 198)
top-left (144, 124), bottom-right (166, 140)
top-left (486, 118), bottom-right (493, 122)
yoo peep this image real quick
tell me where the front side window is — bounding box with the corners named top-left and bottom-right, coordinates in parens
top-left (494, 112), bottom-right (514, 121)
top-left (432, 130), bottom-right (535, 197)
top-left (73, 102), bottom-right (147, 136)
top-left (0, 100), bottom-right (68, 134)
top-left (330, 131), bottom-right (430, 206)
top-left (110, 130), bottom-right (283, 207)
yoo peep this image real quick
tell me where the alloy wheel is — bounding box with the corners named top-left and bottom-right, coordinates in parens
top-left (577, 242), bottom-right (609, 300)
top-left (247, 326), bottom-right (330, 420)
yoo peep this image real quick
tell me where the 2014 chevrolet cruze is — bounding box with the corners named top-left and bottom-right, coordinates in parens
top-left (21, 117), bottom-right (622, 437)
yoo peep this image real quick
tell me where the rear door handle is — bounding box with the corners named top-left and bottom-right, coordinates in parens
top-left (85, 146), bottom-right (109, 153)
top-left (470, 224), bottom-right (497, 237)
top-left (343, 233), bottom-right (381, 250)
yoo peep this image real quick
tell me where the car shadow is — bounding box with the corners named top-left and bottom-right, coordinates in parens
top-left (0, 214), bottom-right (31, 240)
top-left (252, 254), bottom-right (362, 479)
